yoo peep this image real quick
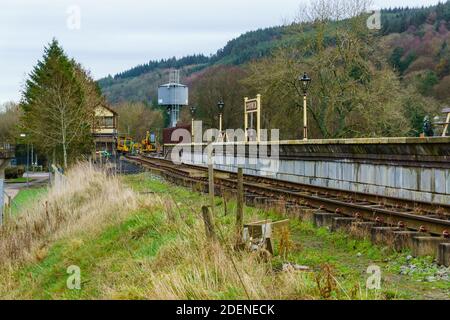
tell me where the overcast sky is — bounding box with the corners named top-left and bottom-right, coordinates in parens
top-left (0, 0), bottom-right (444, 104)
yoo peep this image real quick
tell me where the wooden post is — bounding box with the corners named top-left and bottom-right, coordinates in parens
top-left (202, 206), bottom-right (217, 241)
top-left (223, 190), bottom-right (228, 216)
top-left (236, 167), bottom-right (244, 244)
top-left (7, 195), bottom-right (11, 222)
top-left (443, 111), bottom-right (450, 137)
top-left (207, 144), bottom-right (215, 214)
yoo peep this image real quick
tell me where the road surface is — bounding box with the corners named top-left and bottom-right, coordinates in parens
top-left (4, 172), bottom-right (50, 203)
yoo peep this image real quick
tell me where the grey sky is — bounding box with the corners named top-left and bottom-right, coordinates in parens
top-left (0, 0), bottom-right (444, 104)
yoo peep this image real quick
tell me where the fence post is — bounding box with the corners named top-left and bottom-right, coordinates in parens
top-left (8, 195), bottom-right (11, 220)
top-left (0, 179), bottom-right (4, 226)
top-left (207, 144), bottom-right (215, 214)
top-left (202, 206), bottom-right (217, 241)
top-left (236, 168), bottom-right (244, 245)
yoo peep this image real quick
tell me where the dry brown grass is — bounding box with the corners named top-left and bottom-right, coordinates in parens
top-left (0, 162), bottom-right (138, 266)
top-left (0, 168), bottom-right (385, 300)
top-left (99, 215), bottom-right (317, 300)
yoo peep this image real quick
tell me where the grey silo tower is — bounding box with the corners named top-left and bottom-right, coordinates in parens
top-left (158, 70), bottom-right (189, 128)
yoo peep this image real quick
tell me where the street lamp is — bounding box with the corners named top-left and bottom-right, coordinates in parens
top-left (217, 100), bottom-right (225, 133)
top-left (299, 73), bottom-right (312, 141)
top-left (190, 105), bottom-right (197, 143)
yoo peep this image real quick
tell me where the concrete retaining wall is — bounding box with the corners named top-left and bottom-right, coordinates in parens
top-left (166, 137), bottom-right (450, 205)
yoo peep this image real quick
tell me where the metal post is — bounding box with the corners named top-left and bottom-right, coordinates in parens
top-left (257, 94), bottom-right (261, 143)
top-left (31, 144), bottom-right (34, 170)
top-left (244, 97), bottom-right (248, 142)
top-left (191, 118), bottom-right (195, 143)
top-left (26, 143), bottom-right (30, 188)
top-left (303, 94), bottom-right (308, 141)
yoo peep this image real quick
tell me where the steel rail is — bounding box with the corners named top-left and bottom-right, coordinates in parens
top-left (126, 155), bottom-right (450, 236)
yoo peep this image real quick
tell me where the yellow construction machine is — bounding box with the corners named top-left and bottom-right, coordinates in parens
top-left (139, 131), bottom-right (158, 153)
top-left (117, 136), bottom-right (139, 155)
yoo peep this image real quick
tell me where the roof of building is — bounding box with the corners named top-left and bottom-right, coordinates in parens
top-left (158, 82), bottom-right (187, 88)
top-left (96, 104), bottom-right (118, 116)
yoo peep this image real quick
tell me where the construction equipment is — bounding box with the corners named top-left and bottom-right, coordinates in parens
top-left (117, 136), bottom-right (139, 155)
top-left (118, 132), bottom-right (159, 155)
top-left (140, 131), bottom-right (158, 153)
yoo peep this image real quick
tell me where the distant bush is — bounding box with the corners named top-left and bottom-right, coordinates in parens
top-left (5, 166), bottom-right (25, 179)
top-left (5, 167), bottom-right (17, 179)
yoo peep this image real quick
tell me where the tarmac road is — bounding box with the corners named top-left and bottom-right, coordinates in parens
top-left (4, 172), bottom-right (50, 203)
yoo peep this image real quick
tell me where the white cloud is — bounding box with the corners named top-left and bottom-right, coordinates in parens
top-left (0, 0), bottom-right (444, 104)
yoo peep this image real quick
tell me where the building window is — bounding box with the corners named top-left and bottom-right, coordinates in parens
top-left (101, 117), bottom-right (114, 128)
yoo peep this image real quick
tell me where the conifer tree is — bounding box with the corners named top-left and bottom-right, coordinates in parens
top-left (20, 39), bottom-right (101, 168)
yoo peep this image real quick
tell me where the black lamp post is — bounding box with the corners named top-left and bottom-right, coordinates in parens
top-left (190, 106), bottom-right (197, 142)
top-left (299, 73), bottom-right (312, 140)
top-left (190, 105), bottom-right (197, 117)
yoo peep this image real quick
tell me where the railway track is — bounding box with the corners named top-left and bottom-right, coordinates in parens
top-left (125, 155), bottom-right (450, 237)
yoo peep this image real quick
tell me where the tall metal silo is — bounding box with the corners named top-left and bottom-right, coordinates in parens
top-left (158, 70), bottom-right (189, 128)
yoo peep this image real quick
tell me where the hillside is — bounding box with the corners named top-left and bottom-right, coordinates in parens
top-left (97, 25), bottom-right (304, 104)
top-left (98, 2), bottom-right (450, 121)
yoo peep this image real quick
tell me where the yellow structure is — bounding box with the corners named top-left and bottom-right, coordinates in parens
top-left (117, 136), bottom-right (135, 154)
top-left (140, 131), bottom-right (157, 153)
top-left (92, 105), bottom-right (118, 159)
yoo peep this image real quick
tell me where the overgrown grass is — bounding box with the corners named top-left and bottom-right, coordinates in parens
top-left (10, 187), bottom-right (47, 216)
top-left (0, 163), bottom-right (138, 267)
top-left (0, 169), bottom-right (448, 300)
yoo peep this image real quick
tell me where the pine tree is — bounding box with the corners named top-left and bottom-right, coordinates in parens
top-left (20, 39), bottom-right (99, 168)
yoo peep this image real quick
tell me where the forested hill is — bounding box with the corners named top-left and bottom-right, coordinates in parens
top-left (97, 25), bottom-right (289, 103)
top-left (100, 25), bottom-right (287, 83)
top-left (98, 1), bottom-right (450, 105)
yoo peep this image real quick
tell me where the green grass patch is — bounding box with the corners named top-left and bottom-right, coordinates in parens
top-left (5, 177), bottom-right (35, 184)
top-left (12, 207), bottom-right (178, 300)
top-left (3, 173), bottom-right (449, 300)
top-left (10, 187), bottom-right (47, 216)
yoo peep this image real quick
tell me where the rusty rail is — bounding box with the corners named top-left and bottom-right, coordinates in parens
top-left (126, 155), bottom-right (450, 236)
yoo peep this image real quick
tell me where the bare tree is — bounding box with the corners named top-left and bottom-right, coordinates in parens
top-left (0, 102), bottom-right (21, 142)
top-left (114, 102), bottom-right (164, 140)
top-left (296, 0), bottom-right (373, 23)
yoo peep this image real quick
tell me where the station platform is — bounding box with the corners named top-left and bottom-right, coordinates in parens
top-left (164, 137), bottom-right (450, 205)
